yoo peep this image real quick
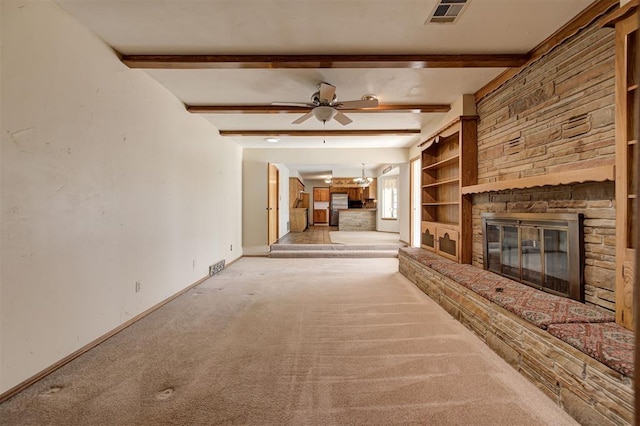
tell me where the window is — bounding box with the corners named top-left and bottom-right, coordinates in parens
top-left (381, 175), bottom-right (398, 219)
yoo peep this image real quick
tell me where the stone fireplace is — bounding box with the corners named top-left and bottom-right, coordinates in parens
top-left (481, 212), bottom-right (583, 301)
top-left (472, 182), bottom-right (615, 312)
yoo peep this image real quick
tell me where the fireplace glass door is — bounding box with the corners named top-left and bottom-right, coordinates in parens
top-left (501, 226), bottom-right (520, 280)
top-left (544, 229), bottom-right (569, 294)
top-left (521, 227), bottom-right (542, 286)
top-left (482, 213), bottom-right (582, 301)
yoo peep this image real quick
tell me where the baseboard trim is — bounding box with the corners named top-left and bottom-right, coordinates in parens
top-left (0, 273), bottom-right (211, 404)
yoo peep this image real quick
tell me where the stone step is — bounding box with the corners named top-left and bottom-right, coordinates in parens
top-left (270, 244), bottom-right (403, 251)
top-left (269, 249), bottom-right (399, 259)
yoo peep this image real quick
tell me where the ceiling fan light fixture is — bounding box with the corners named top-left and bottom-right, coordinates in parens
top-left (264, 137), bottom-right (280, 143)
top-left (313, 106), bottom-right (337, 122)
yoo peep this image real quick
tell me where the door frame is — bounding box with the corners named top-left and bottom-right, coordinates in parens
top-left (267, 163), bottom-right (279, 245)
top-left (410, 156), bottom-right (421, 247)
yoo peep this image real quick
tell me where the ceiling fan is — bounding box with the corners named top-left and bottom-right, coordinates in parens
top-left (272, 82), bottom-right (378, 126)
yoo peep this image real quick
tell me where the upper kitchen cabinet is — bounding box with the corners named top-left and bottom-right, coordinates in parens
top-left (289, 178), bottom-right (305, 209)
top-left (313, 187), bottom-right (330, 202)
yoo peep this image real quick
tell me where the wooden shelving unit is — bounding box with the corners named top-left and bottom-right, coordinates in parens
top-left (420, 116), bottom-right (477, 263)
top-left (612, 6), bottom-right (638, 330)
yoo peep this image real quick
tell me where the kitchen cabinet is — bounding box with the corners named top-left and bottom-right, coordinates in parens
top-left (364, 179), bottom-right (377, 200)
top-left (347, 188), bottom-right (363, 201)
top-left (313, 209), bottom-right (328, 223)
top-left (313, 187), bottom-right (330, 202)
top-left (289, 178), bottom-right (305, 209)
top-left (296, 192), bottom-right (309, 208)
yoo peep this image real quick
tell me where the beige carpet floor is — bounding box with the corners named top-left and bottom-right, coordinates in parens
top-left (0, 258), bottom-right (578, 425)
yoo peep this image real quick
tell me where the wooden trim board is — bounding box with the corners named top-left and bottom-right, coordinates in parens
top-left (461, 165), bottom-right (615, 194)
top-left (599, 0), bottom-right (638, 27)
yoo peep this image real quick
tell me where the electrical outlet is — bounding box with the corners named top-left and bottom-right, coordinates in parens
top-left (209, 260), bottom-right (225, 276)
top-left (230, 244), bottom-right (233, 251)
top-left (135, 281), bottom-right (141, 293)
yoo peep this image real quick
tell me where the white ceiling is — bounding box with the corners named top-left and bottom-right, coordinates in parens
top-left (55, 0), bottom-right (595, 178)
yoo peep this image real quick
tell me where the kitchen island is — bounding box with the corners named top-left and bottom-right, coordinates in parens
top-left (338, 209), bottom-right (377, 231)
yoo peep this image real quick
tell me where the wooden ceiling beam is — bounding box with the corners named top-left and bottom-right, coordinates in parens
top-left (218, 129), bottom-right (420, 137)
top-left (122, 54), bottom-right (529, 69)
top-left (187, 104), bottom-right (451, 114)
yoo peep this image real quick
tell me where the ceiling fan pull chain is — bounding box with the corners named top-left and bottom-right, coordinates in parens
top-left (323, 120), bottom-right (326, 143)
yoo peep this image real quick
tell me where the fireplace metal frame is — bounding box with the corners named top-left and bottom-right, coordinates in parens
top-left (481, 212), bottom-right (584, 301)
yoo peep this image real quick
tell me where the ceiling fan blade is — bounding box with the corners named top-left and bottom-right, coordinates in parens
top-left (336, 98), bottom-right (379, 109)
top-left (319, 82), bottom-right (336, 103)
top-left (292, 111), bottom-right (314, 124)
top-left (333, 111), bottom-right (353, 126)
top-left (272, 102), bottom-right (314, 107)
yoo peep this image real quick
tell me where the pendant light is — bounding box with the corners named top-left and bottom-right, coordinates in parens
top-left (353, 163), bottom-right (373, 187)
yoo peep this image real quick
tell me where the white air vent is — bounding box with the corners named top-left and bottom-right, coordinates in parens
top-left (426, 0), bottom-right (469, 24)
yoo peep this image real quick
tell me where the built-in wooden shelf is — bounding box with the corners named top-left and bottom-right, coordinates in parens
top-left (422, 178), bottom-right (459, 188)
top-left (461, 164), bottom-right (615, 194)
top-left (422, 155), bottom-right (459, 171)
top-left (423, 220), bottom-right (459, 228)
top-left (612, 4), bottom-right (638, 330)
top-left (422, 201), bottom-right (459, 206)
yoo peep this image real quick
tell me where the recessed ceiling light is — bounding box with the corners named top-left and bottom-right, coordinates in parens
top-left (264, 137), bottom-right (279, 143)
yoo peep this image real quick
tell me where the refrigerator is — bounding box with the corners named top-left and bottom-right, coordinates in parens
top-left (330, 193), bottom-right (348, 226)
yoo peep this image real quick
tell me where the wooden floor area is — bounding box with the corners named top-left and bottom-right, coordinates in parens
top-left (275, 226), bottom-right (337, 245)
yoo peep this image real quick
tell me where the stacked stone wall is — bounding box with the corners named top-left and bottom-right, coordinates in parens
top-left (399, 253), bottom-right (633, 425)
top-left (473, 20), bottom-right (617, 312)
top-left (476, 23), bottom-right (615, 183)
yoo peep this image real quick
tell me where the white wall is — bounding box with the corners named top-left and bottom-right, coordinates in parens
top-left (275, 164), bottom-right (290, 238)
top-left (243, 148), bottom-right (408, 254)
top-left (398, 163), bottom-right (410, 243)
top-left (1, 0), bottom-right (243, 393)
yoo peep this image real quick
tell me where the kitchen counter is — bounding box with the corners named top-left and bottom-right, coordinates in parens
top-left (338, 209), bottom-right (377, 231)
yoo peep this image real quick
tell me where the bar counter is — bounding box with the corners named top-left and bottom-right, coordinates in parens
top-left (338, 209), bottom-right (377, 231)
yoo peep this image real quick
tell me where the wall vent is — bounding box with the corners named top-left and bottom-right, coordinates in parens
top-left (504, 136), bottom-right (523, 155)
top-left (426, 0), bottom-right (469, 24)
top-left (209, 260), bottom-right (225, 276)
top-left (561, 113), bottom-right (592, 139)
